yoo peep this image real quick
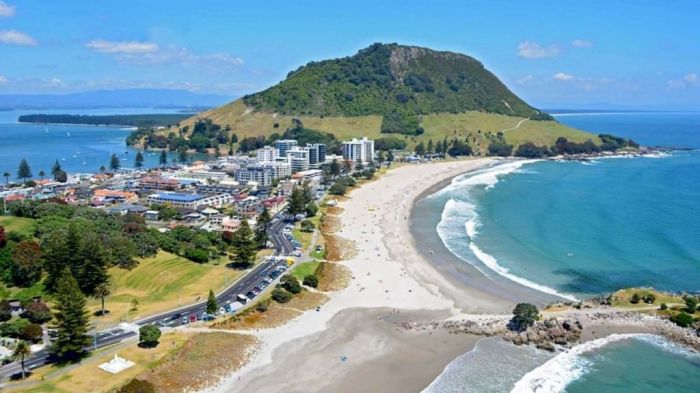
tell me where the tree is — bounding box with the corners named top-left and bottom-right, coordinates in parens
top-left (206, 289), bottom-right (218, 315)
top-left (670, 311), bottom-right (694, 328)
top-left (3, 171), bottom-right (9, 185)
top-left (231, 220), bottom-right (255, 267)
top-left (51, 269), bottom-right (91, 362)
top-left (94, 281), bottom-right (111, 316)
top-left (138, 325), bottom-right (161, 348)
top-left (387, 150), bottom-right (395, 163)
top-left (510, 303), bottom-right (539, 331)
top-left (75, 232), bottom-right (108, 295)
top-left (55, 170), bottom-right (67, 183)
top-left (684, 296), bottom-right (698, 313)
top-left (22, 300), bottom-right (52, 324)
top-left (119, 379), bottom-right (156, 393)
top-left (178, 147), bottom-right (188, 164)
top-left (254, 206), bottom-right (271, 248)
top-left (0, 226), bottom-right (6, 248)
top-left (159, 150), bottom-right (168, 167)
top-left (488, 142), bottom-right (513, 157)
top-left (109, 154), bottom-right (121, 171)
top-left (17, 159), bottom-right (32, 181)
top-left (303, 274), bottom-right (319, 288)
top-left (134, 151), bottom-right (144, 168)
top-left (415, 141), bottom-right (426, 157)
top-left (376, 151), bottom-right (385, 165)
top-left (51, 160), bottom-right (62, 180)
top-left (99, 165), bottom-right (106, 174)
top-left (41, 229), bottom-right (71, 294)
top-left (38, 170), bottom-right (45, 180)
top-left (300, 219), bottom-right (315, 232)
top-left (0, 300), bottom-right (11, 322)
top-left (12, 340), bottom-right (31, 379)
top-left (427, 139), bottom-right (434, 154)
top-left (329, 160), bottom-right (341, 178)
top-left (281, 274), bottom-right (301, 294)
top-left (11, 240), bottom-right (43, 287)
top-left (286, 186), bottom-right (307, 216)
top-left (271, 288), bottom-right (292, 303)
top-left (305, 202), bottom-right (318, 217)
top-left (630, 293), bottom-right (641, 304)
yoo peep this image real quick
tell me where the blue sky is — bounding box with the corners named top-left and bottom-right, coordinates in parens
top-left (0, 0), bottom-right (699, 109)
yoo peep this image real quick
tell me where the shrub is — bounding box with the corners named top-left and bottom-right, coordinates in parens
top-left (0, 300), bottom-right (11, 322)
top-left (281, 275), bottom-right (302, 294)
top-left (684, 296), bottom-right (698, 313)
top-left (660, 303), bottom-right (668, 310)
top-left (300, 219), bottom-right (315, 233)
top-left (22, 300), bottom-right (52, 324)
top-left (670, 312), bottom-right (694, 328)
top-left (630, 293), bottom-right (641, 304)
top-left (643, 294), bottom-right (656, 304)
top-left (255, 299), bottom-right (270, 312)
top-left (271, 288), bottom-right (292, 303)
top-left (303, 274), bottom-right (319, 288)
top-left (20, 323), bottom-right (43, 342)
top-left (488, 142), bottom-right (513, 157)
top-left (119, 379), bottom-right (156, 393)
top-left (138, 325), bottom-right (161, 348)
top-left (510, 303), bottom-right (539, 331)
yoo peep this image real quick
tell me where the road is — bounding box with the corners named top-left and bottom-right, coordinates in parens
top-left (0, 212), bottom-right (297, 380)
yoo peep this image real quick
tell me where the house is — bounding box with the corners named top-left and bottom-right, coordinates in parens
top-left (93, 189), bottom-right (139, 204)
top-left (146, 192), bottom-right (232, 209)
top-left (144, 210), bottom-right (160, 221)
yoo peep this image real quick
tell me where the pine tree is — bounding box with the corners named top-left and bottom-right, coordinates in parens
top-left (255, 206), bottom-right (272, 248)
top-left (231, 220), bottom-right (255, 267)
top-left (51, 160), bottom-right (62, 179)
top-left (17, 159), bottom-right (32, 181)
top-left (178, 147), bottom-right (187, 164)
top-left (206, 289), bottom-right (218, 315)
top-left (75, 233), bottom-right (108, 296)
top-left (427, 139), bottom-right (434, 154)
top-left (286, 186), bottom-right (306, 215)
top-left (42, 230), bottom-right (71, 293)
top-left (50, 269), bottom-right (90, 362)
top-left (159, 150), bottom-right (168, 167)
top-left (134, 151), bottom-right (144, 168)
top-left (109, 154), bottom-right (121, 171)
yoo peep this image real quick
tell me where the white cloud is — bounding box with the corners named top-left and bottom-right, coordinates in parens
top-left (518, 41), bottom-right (559, 59)
top-left (0, 75), bottom-right (7, 84)
top-left (516, 74), bottom-right (536, 86)
top-left (0, 1), bottom-right (15, 17)
top-left (0, 30), bottom-right (38, 45)
top-left (666, 73), bottom-right (699, 89)
top-left (684, 73), bottom-right (698, 83)
top-left (572, 39), bottom-right (593, 48)
top-left (553, 72), bottom-right (574, 81)
top-left (86, 40), bottom-right (159, 54)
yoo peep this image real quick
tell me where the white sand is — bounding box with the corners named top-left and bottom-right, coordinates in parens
top-left (204, 158), bottom-right (509, 393)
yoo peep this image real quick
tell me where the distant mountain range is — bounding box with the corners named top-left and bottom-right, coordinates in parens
top-left (0, 89), bottom-right (234, 110)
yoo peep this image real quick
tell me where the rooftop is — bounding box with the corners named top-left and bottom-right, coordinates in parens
top-left (150, 193), bottom-right (204, 202)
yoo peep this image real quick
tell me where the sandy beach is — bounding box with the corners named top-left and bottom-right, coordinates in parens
top-left (204, 158), bottom-right (516, 393)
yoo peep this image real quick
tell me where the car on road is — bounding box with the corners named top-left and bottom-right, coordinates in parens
top-left (237, 294), bottom-right (250, 304)
top-left (182, 316), bottom-right (189, 325)
top-left (189, 314), bottom-right (197, 323)
top-left (245, 290), bottom-right (256, 299)
top-left (171, 313), bottom-right (182, 321)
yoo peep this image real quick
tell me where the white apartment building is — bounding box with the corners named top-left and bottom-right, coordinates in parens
top-left (287, 147), bottom-right (310, 172)
top-left (342, 137), bottom-right (375, 163)
top-left (256, 146), bottom-right (279, 162)
top-left (275, 139), bottom-right (298, 157)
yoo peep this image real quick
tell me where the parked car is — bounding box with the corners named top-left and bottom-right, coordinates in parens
top-left (237, 293), bottom-right (250, 304)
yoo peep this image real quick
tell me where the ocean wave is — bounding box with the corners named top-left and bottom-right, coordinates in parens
top-left (510, 334), bottom-right (695, 393)
top-left (434, 162), bottom-right (578, 302)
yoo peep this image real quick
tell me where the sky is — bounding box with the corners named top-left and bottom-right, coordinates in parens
top-left (0, 0), bottom-right (699, 109)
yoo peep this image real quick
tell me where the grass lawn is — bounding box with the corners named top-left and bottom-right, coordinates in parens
top-left (0, 216), bottom-right (35, 238)
top-left (292, 261), bottom-right (320, 282)
top-left (6, 332), bottom-right (190, 393)
top-left (88, 251), bottom-right (243, 328)
top-left (610, 288), bottom-right (685, 309)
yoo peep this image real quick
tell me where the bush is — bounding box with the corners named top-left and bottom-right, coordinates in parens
top-left (515, 142), bottom-right (551, 158)
top-left (0, 318), bottom-right (30, 337)
top-left (300, 219), bottom-right (315, 233)
top-left (488, 142), bottom-right (513, 157)
top-left (670, 312), bottom-right (694, 328)
top-left (329, 183), bottom-right (347, 196)
top-left (271, 288), bottom-right (292, 303)
top-left (255, 299), bottom-right (270, 312)
top-left (0, 300), bottom-right (11, 322)
top-left (510, 303), bottom-right (539, 331)
top-left (119, 379), bottom-right (156, 393)
top-left (660, 303), bottom-right (668, 311)
top-left (20, 323), bottom-right (43, 342)
top-left (138, 325), bottom-right (161, 348)
top-left (281, 275), bottom-right (302, 294)
top-left (643, 294), bottom-right (656, 304)
top-left (303, 274), bottom-right (319, 288)
top-left (305, 202), bottom-right (318, 217)
top-left (22, 300), bottom-right (52, 324)
top-left (630, 293), bottom-right (641, 304)
top-left (684, 296), bottom-right (698, 313)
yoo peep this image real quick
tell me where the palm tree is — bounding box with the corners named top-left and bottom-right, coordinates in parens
top-left (12, 340), bottom-right (31, 379)
top-left (2, 172), bottom-right (9, 185)
top-left (94, 282), bottom-right (111, 316)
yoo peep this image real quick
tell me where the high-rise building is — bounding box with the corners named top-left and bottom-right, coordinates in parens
top-left (287, 147), bottom-right (310, 172)
top-left (256, 146), bottom-right (278, 162)
top-left (342, 137), bottom-right (374, 163)
top-left (275, 139), bottom-right (298, 158)
top-left (307, 143), bottom-right (326, 166)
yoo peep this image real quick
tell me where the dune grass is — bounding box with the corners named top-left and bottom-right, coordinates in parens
top-left (88, 251), bottom-right (242, 327)
top-left (0, 216), bottom-right (35, 238)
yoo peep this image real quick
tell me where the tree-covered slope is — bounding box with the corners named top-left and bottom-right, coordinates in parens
top-left (242, 43), bottom-right (547, 121)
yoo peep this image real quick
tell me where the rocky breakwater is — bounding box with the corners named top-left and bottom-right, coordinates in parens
top-left (503, 317), bottom-right (583, 352)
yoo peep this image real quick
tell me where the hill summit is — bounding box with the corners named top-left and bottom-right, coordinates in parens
top-left (242, 43), bottom-right (549, 135)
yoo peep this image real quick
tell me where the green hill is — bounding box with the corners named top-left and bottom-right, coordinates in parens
top-left (140, 43), bottom-right (601, 154)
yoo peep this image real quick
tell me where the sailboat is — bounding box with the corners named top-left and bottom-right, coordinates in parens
top-left (66, 131), bottom-right (71, 137)
top-left (44, 127), bottom-right (49, 133)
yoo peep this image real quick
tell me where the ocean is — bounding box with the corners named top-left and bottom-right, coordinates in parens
top-left (0, 108), bottom-right (196, 180)
top-left (424, 112), bottom-right (700, 392)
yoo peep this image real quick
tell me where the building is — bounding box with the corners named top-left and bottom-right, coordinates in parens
top-left (342, 137), bottom-right (374, 163)
top-left (275, 139), bottom-right (298, 158)
top-left (146, 192), bottom-right (232, 208)
top-left (92, 189), bottom-right (139, 205)
top-left (306, 143), bottom-right (326, 168)
top-left (235, 165), bottom-right (273, 187)
top-left (256, 146), bottom-right (279, 162)
top-left (287, 147), bottom-right (310, 172)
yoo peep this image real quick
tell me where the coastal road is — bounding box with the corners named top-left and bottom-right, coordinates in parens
top-left (0, 211), bottom-right (294, 380)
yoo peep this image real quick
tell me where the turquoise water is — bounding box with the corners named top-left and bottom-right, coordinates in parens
top-left (428, 112), bottom-right (700, 392)
top-left (0, 108), bottom-right (195, 180)
top-left (435, 112), bottom-right (700, 298)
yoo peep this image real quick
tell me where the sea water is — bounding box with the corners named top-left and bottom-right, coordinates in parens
top-left (428, 112), bottom-right (700, 391)
top-left (0, 108), bottom-right (196, 180)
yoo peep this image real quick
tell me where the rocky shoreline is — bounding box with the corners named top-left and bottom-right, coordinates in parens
top-left (399, 311), bottom-right (700, 353)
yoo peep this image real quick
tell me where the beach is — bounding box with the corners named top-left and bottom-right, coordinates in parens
top-left (204, 158), bottom-right (515, 393)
